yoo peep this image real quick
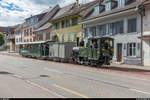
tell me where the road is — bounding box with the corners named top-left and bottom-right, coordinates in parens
top-left (0, 54), bottom-right (150, 98)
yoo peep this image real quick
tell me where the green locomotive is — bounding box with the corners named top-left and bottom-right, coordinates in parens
top-left (72, 37), bottom-right (114, 66)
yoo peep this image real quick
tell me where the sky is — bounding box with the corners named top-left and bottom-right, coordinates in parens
top-left (0, 0), bottom-right (92, 27)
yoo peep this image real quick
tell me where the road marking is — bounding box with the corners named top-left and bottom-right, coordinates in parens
top-left (26, 80), bottom-right (65, 98)
top-left (53, 84), bottom-right (89, 98)
top-left (13, 75), bottom-right (23, 79)
top-left (130, 88), bottom-right (150, 95)
top-left (44, 68), bottom-right (63, 74)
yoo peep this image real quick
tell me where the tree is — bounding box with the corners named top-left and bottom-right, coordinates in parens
top-left (0, 32), bottom-right (5, 46)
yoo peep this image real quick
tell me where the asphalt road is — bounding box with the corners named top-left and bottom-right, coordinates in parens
top-left (0, 54), bottom-right (150, 98)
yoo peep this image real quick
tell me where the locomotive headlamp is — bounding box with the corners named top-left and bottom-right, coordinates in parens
top-left (110, 48), bottom-right (114, 52)
top-left (102, 47), bottom-right (105, 52)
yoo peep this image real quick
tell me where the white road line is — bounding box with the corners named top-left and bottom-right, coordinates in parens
top-left (44, 68), bottom-right (63, 74)
top-left (13, 75), bottom-right (23, 79)
top-left (130, 88), bottom-right (150, 95)
top-left (26, 80), bottom-right (65, 98)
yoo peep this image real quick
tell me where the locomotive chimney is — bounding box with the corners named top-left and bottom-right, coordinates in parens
top-left (76, 0), bottom-right (79, 7)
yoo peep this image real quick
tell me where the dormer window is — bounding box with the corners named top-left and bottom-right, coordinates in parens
top-left (125, 0), bottom-right (136, 5)
top-left (94, 4), bottom-right (105, 15)
top-left (105, 0), bottom-right (117, 11)
top-left (99, 5), bottom-right (105, 13)
top-left (94, 4), bottom-right (100, 15)
top-left (118, 0), bottom-right (125, 8)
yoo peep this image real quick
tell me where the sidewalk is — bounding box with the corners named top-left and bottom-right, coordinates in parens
top-left (0, 51), bottom-right (21, 57)
top-left (111, 62), bottom-right (150, 70)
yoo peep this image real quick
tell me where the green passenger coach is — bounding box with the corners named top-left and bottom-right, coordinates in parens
top-left (19, 41), bottom-right (50, 59)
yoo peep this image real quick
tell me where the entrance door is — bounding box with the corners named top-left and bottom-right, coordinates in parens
top-left (117, 43), bottom-right (122, 62)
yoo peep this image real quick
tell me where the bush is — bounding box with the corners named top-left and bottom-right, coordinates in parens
top-left (0, 32), bottom-right (5, 46)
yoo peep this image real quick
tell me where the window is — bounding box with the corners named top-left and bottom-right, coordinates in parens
top-left (125, 0), bottom-right (136, 5)
top-left (39, 34), bottom-right (43, 41)
top-left (98, 24), bottom-right (106, 36)
top-left (62, 21), bottom-right (65, 28)
top-left (46, 32), bottom-right (50, 40)
top-left (128, 18), bottom-right (137, 33)
top-left (72, 17), bottom-right (78, 26)
top-left (105, 2), bottom-right (111, 11)
top-left (68, 34), bottom-right (71, 41)
top-left (30, 39), bottom-right (32, 42)
top-left (127, 43), bottom-right (136, 56)
top-left (99, 5), bottom-right (105, 13)
top-left (66, 20), bottom-right (70, 27)
top-left (84, 28), bottom-right (88, 38)
top-left (74, 32), bottom-right (78, 42)
top-left (108, 20), bottom-right (124, 35)
top-left (54, 22), bottom-right (59, 30)
top-left (105, 1), bottom-right (117, 11)
top-left (94, 5), bottom-right (99, 14)
top-left (62, 34), bottom-right (64, 42)
top-left (30, 28), bottom-right (32, 33)
top-left (118, 0), bottom-right (125, 8)
top-left (89, 27), bottom-right (96, 36)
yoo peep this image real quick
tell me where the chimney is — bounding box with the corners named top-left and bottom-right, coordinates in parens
top-left (76, 0), bottom-right (79, 7)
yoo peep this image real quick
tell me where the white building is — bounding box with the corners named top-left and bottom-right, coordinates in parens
top-left (141, 1), bottom-right (150, 66)
top-left (81, 0), bottom-right (143, 65)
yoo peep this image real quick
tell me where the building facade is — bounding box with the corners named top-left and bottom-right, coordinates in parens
top-left (140, 1), bottom-right (150, 66)
top-left (50, 0), bottom-right (98, 43)
top-left (34, 23), bottom-right (52, 41)
top-left (81, 0), bottom-right (143, 65)
top-left (14, 25), bottom-right (23, 52)
top-left (22, 12), bottom-right (47, 43)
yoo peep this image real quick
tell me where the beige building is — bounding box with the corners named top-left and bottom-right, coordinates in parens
top-left (23, 25), bottom-right (35, 42)
top-left (34, 23), bottom-right (52, 41)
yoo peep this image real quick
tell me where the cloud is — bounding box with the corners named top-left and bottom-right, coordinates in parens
top-left (0, 0), bottom-right (94, 27)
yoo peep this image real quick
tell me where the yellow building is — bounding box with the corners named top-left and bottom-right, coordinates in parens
top-left (50, 0), bottom-right (98, 43)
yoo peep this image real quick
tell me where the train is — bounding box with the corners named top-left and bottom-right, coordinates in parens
top-left (19, 37), bottom-right (114, 67)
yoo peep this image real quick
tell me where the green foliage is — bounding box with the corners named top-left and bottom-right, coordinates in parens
top-left (0, 32), bottom-right (5, 46)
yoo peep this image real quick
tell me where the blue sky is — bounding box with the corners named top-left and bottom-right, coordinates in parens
top-left (0, 0), bottom-right (91, 27)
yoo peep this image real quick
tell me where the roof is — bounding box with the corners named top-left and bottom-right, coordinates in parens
top-left (34, 23), bottom-right (51, 32)
top-left (51, 0), bottom-right (99, 21)
top-left (34, 5), bottom-right (60, 29)
top-left (81, 0), bottom-right (141, 22)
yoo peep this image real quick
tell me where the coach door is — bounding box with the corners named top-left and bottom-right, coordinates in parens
top-left (117, 43), bottom-right (122, 62)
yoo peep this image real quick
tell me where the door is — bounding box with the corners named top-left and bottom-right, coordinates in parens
top-left (117, 43), bottom-right (122, 62)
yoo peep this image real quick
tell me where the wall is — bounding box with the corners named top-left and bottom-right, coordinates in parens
top-left (143, 8), bottom-right (150, 66)
top-left (51, 16), bottom-right (83, 43)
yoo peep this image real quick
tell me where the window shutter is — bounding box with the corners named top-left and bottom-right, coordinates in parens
top-left (123, 43), bottom-right (127, 57)
top-left (136, 43), bottom-right (141, 58)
